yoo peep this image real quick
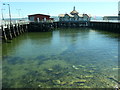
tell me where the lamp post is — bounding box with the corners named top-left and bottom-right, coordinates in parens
top-left (3, 3), bottom-right (12, 26)
top-left (3, 3), bottom-right (12, 40)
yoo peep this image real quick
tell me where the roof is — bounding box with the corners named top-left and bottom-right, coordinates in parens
top-left (58, 14), bottom-right (65, 17)
top-left (28, 14), bottom-right (50, 17)
top-left (78, 14), bottom-right (83, 17)
top-left (69, 14), bottom-right (74, 17)
top-left (70, 10), bottom-right (79, 15)
top-left (58, 14), bottom-right (74, 17)
top-left (59, 13), bottom-right (91, 18)
top-left (83, 14), bottom-right (90, 17)
top-left (70, 6), bottom-right (79, 15)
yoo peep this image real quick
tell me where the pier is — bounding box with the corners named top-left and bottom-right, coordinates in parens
top-left (1, 21), bottom-right (28, 43)
top-left (58, 21), bottom-right (89, 28)
top-left (28, 22), bottom-right (55, 32)
top-left (90, 20), bottom-right (120, 33)
top-left (1, 20), bottom-right (120, 43)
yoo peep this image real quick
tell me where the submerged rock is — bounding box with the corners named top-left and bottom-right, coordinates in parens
top-left (48, 68), bottom-right (53, 71)
top-left (72, 65), bottom-right (79, 70)
top-left (78, 65), bottom-right (85, 68)
top-left (60, 81), bottom-right (67, 85)
top-left (85, 75), bottom-right (93, 78)
top-left (52, 80), bottom-right (61, 85)
top-left (73, 79), bottom-right (86, 83)
top-left (38, 84), bottom-right (42, 87)
top-left (113, 68), bottom-right (120, 70)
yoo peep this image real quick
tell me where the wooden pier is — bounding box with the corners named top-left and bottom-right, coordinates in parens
top-left (90, 21), bottom-right (120, 33)
top-left (58, 21), bottom-right (89, 28)
top-left (1, 23), bottom-right (28, 43)
top-left (1, 20), bottom-right (120, 43)
top-left (28, 22), bottom-right (55, 32)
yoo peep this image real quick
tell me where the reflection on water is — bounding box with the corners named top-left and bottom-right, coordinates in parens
top-left (2, 28), bottom-right (119, 88)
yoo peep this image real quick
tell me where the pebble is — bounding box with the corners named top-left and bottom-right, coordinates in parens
top-left (38, 84), bottom-right (41, 87)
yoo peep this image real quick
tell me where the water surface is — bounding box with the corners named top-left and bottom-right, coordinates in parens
top-left (2, 28), bottom-right (119, 88)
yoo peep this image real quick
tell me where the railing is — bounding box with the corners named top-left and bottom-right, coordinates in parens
top-left (90, 20), bottom-right (120, 23)
top-left (0, 20), bottom-right (30, 26)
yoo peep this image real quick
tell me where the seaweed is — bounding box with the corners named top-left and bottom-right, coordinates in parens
top-left (6, 56), bottom-right (24, 65)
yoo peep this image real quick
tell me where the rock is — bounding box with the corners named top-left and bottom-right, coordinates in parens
top-left (113, 68), bottom-right (120, 70)
top-left (72, 65), bottom-right (79, 70)
top-left (85, 75), bottom-right (93, 78)
top-left (60, 81), bottom-right (67, 85)
top-left (48, 68), bottom-right (53, 71)
top-left (78, 65), bottom-right (85, 68)
top-left (88, 70), bottom-right (94, 73)
top-left (38, 84), bottom-right (42, 87)
top-left (53, 80), bottom-right (61, 85)
top-left (55, 72), bottom-right (61, 75)
top-left (68, 81), bottom-right (74, 85)
top-left (73, 79), bottom-right (86, 83)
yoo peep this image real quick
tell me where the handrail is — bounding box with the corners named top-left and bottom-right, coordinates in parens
top-left (0, 20), bottom-right (30, 26)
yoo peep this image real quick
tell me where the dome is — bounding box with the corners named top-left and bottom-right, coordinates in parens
top-left (70, 6), bottom-right (79, 15)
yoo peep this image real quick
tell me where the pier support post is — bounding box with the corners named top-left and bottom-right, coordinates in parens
top-left (10, 25), bottom-right (16, 38)
top-left (15, 24), bottom-right (19, 36)
top-left (2, 26), bottom-right (8, 42)
top-left (7, 25), bottom-right (12, 40)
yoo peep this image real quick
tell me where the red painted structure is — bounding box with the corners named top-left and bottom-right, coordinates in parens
top-left (28, 14), bottom-right (54, 22)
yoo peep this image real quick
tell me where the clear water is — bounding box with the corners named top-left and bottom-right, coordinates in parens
top-left (2, 28), bottom-right (119, 88)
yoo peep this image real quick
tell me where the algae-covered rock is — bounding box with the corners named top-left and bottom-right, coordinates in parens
top-left (60, 81), bottom-right (67, 85)
top-left (72, 65), bottom-right (79, 70)
top-left (78, 65), bottom-right (85, 68)
top-left (47, 68), bottom-right (53, 71)
top-left (85, 75), bottom-right (93, 78)
top-left (74, 79), bottom-right (86, 83)
top-left (52, 80), bottom-right (61, 85)
top-left (88, 70), bottom-right (94, 73)
top-left (38, 84), bottom-right (42, 87)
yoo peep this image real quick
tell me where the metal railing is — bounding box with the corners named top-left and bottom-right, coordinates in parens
top-left (0, 19), bottom-right (30, 26)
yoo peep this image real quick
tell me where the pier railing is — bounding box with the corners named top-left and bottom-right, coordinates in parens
top-left (0, 20), bottom-right (30, 26)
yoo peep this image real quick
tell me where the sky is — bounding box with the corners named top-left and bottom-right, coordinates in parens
top-left (0, 0), bottom-right (120, 19)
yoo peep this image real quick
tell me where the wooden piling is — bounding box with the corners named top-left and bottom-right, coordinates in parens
top-left (7, 25), bottom-right (12, 40)
top-left (2, 26), bottom-right (8, 42)
top-left (10, 25), bottom-right (16, 38)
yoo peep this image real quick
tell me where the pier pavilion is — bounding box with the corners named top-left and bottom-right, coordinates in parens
top-left (28, 14), bottom-right (54, 22)
top-left (58, 6), bottom-right (91, 22)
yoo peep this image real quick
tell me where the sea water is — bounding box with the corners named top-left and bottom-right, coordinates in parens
top-left (2, 28), bottom-right (119, 88)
